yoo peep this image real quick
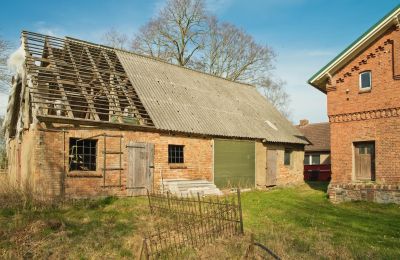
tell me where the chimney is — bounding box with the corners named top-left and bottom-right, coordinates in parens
top-left (299, 119), bottom-right (309, 126)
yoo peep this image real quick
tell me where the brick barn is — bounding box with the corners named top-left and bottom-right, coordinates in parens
top-left (296, 120), bottom-right (331, 181)
top-left (3, 31), bottom-right (307, 198)
top-left (308, 5), bottom-right (400, 203)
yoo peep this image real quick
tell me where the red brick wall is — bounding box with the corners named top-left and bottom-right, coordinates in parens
top-left (328, 26), bottom-right (400, 116)
top-left (11, 127), bottom-right (213, 198)
top-left (327, 25), bottom-right (400, 187)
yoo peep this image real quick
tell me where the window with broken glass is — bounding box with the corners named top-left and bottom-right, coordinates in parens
top-left (69, 138), bottom-right (97, 171)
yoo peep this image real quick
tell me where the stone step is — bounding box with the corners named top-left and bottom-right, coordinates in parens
top-left (161, 179), bottom-right (223, 197)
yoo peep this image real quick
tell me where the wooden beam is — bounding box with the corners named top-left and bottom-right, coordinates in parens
top-left (101, 50), bottom-right (143, 124)
top-left (45, 39), bottom-right (74, 118)
top-left (84, 46), bottom-right (123, 123)
top-left (65, 41), bottom-right (100, 121)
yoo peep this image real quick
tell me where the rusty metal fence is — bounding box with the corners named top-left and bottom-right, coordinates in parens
top-left (140, 189), bottom-right (244, 259)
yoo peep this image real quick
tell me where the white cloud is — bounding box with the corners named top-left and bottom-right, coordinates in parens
top-left (34, 21), bottom-right (64, 37)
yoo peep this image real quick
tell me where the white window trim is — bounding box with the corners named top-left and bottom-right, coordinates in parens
top-left (359, 71), bottom-right (372, 90)
top-left (304, 153), bottom-right (321, 165)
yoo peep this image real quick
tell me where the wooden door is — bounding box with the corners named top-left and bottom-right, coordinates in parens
top-left (266, 149), bottom-right (278, 186)
top-left (127, 142), bottom-right (154, 196)
top-left (354, 142), bottom-right (375, 181)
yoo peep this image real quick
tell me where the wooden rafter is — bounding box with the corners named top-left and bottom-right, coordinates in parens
top-left (65, 41), bottom-right (100, 121)
top-left (101, 50), bottom-right (143, 123)
top-left (44, 39), bottom-right (74, 118)
top-left (84, 46), bottom-right (123, 123)
top-left (22, 31), bottom-right (154, 126)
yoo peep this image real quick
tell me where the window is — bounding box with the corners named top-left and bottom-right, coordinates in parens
top-left (168, 145), bottom-right (184, 163)
top-left (69, 138), bottom-right (97, 171)
top-left (359, 71), bottom-right (372, 89)
top-left (284, 149), bottom-right (292, 166)
top-left (304, 154), bottom-right (321, 165)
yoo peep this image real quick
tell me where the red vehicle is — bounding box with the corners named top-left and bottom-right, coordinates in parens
top-left (304, 164), bottom-right (331, 181)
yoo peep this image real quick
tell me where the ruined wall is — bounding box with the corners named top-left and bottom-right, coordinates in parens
top-left (11, 127), bottom-right (213, 198)
top-left (8, 125), bottom-right (305, 198)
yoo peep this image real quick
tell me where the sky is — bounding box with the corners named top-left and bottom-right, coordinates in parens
top-left (0, 0), bottom-right (399, 123)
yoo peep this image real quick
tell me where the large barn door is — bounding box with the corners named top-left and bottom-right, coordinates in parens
top-left (214, 139), bottom-right (255, 189)
top-left (354, 142), bottom-right (375, 181)
top-left (127, 142), bottom-right (154, 196)
top-left (266, 149), bottom-right (278, 186)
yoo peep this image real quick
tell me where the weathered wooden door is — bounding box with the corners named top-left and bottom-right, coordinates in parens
top-left (266, 149), bottom-right (278, 186)
top-left (127, 142), bottom-right (154, 196)
top-left (354, 142), bottom-right (375, 181)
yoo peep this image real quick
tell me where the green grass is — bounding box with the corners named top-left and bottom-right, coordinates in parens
top-left (241, 182), bottom-right (400, 259)
top-left (0, 182), bottom-right (399, 259)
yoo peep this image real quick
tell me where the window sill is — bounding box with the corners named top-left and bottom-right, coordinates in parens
top-left (169, 164), bottom-right (187, 169)
top-left (359, 88), bottom-right (371, 94)
top-left (67, 172), bottom-right (102, 178)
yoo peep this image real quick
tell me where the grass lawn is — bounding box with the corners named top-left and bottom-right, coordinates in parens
top-left (0, 182), bottom-right (399, 259)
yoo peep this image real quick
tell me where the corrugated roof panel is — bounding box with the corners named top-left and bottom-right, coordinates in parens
top-left (116, 50), bottom-right (307, 144)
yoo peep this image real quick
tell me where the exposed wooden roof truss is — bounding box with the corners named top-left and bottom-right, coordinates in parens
top-left (22, 31), bottom-right (154, 127)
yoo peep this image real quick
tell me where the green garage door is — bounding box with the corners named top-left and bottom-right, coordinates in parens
top-left (214, 139), bottom-right (255, 188)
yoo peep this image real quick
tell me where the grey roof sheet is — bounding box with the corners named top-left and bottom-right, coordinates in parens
top-left (116, 50), bottom-right (307, 144)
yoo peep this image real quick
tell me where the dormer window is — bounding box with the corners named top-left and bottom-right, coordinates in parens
top-left (359, 71), bottom-right (372, 90)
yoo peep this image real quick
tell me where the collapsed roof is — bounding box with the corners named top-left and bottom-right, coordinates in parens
top-left (5, 31), bottom-right (307, 145)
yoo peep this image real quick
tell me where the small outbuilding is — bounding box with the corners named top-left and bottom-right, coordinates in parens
top-left (297, 120), bottom-right (331, 181)
top-left (4, 31), bottom-right (307, 198)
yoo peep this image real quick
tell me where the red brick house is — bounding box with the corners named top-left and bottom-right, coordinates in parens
top-left (297, 120), bottom-right (331, 181)
top-left (3, 31), bottom-right (307, 198)
top-left (308, 5), bottom-right (400, 203)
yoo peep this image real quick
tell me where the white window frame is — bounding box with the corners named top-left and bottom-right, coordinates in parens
top-left (304, 153), bottom-right (321, 165)
top-left (359, 71), bottom-right (372, 90)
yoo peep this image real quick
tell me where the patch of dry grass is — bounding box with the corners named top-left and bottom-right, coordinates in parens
top-left (0, 181), bottom-right (399, 259)
top-left (0, 174), bottom-right (56, 211)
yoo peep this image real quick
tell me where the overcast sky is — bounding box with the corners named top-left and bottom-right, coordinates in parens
top-left (0, 0), bottom-right (399, 123)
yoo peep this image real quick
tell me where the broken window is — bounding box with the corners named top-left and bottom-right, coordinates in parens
top-left (168, 145), bottom-right (184, 164)
top-left (69, 138), bottom-right (97, 171)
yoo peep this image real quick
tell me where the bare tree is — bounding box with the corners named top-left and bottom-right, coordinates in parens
top-left (258, 78), bottom-right (291, 118)
top-left (196, 16), bottom-right (275, 83)
top-left (130, 0), bottom-right (290, 117)
top-left (0, 37), bottom-right (12, 94)
top-left (132, 0), bottom-right (207, 66)
top-left (102, 28), bottom-right (129, 50)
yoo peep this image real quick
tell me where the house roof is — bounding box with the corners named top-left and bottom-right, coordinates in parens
top-left (14, 31), bottom-right (307, 145)
top-left (308, 4), bottom-right (400, 92)
top-left (296, 122), bottom-right (330, 152)
top-left (117, 50), bottom-right (307, 144)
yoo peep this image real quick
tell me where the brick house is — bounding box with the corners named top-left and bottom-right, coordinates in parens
top-left (3, 31), bottom-right (307, 198)
top-left (308, 5), bottom-right (400, 203)
top-left (297, 120), bottom-right (331, 181)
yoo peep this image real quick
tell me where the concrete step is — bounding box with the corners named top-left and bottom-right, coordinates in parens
top-left (161, 179), bottom-right (223, 197)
